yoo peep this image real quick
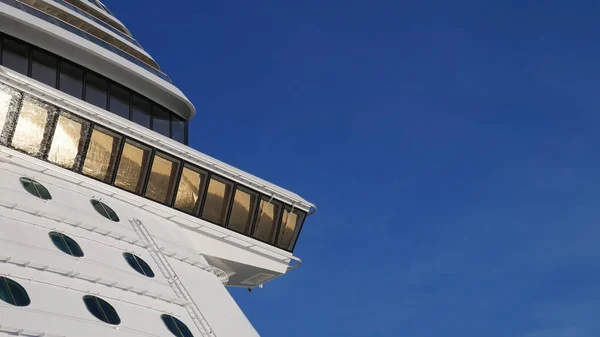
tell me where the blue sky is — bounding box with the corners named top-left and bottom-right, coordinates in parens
top-left (107, 1), bottom-right (600, 336)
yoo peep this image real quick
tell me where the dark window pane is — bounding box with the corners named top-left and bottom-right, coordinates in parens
top-left (161, 314), bottom-right (194, 337)
top-left (85, 73), bottom-right (108, 109)
top-left (90, 199), bottom-right (120, 222)
top-left (82, 127), bottom-right (121, 183)
top-left (151, 105), bottom-right (170, 137)
top-left (132, 95), bottom-right (151, 128)
top-left (201, 176), bottom-right (233, 226)
top-left (83, 295), bottom-right (120, 325)
top-left (252, 198), bottom-right (282, 244)
top-left (2, 38), bottom-right (29, 75)
top-left (59, 61), bottom-right (83, 99)
top-left (0, 277), bottom-right (30, 307)
top-left (109, 83), bottom-right (130, 119)
top-left (145, 153), bottom-right (180, 204)
top-left (49, 232), bottom-right (84, 257)
top-left (172, 117), bottom-right (185, 143)
top-left (227, 187), bottom-right (257, 234)
top-left (19, 177), bottom-right (52, 200)
top-left (31, 50), bottom-right (57, 87)
top-left (114, 140), bottom-right (151, 194)
top-left (99, 298), bottom-right (121, 324)
top-left (123, 253), bottom-right (154, 278)
top-left (173, 165), bottom-right (207, 215)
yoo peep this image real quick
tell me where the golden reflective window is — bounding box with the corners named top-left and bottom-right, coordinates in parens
top-left (47, 114), bottom-right (86, 169)
top-left (173, 165), bottom-right (206, 215)
top-left (201, 177), bottom-right (233, 225)
top-left (81, 127), bottom-right (121, 183)
top-left (277, 209), bottom-right (306, 250)
top-left (114, 141), bottom-right (150, 194)
top-left (145, 153), bottom-right (180, 204)
top-left (11, 97), bottom-right (53, 156)
top-left (227, 187), bottom-right (257, 234)
top-left (253, 198), bottom-right (281, 244)
top-left (0, 89), bottom-right (13, 136)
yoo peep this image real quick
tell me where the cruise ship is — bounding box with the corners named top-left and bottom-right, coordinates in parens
top-left (0, 1), bottom-right (315, 336)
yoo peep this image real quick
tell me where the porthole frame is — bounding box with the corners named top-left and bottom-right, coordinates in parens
top-left (0, 277), bottom-right (31, 307)
top-left (48, 231), bottom-right (84, 257)
top-left (19, 177), bottom-right (52, 200)
top-left (161, 314), bottom-right (195, 337)
top-left (82, 295), bottom-right (121, 325)
top-left (123, 252), bottom-right (155, 278)
top-left (90, 199), bottom-right (120, 222)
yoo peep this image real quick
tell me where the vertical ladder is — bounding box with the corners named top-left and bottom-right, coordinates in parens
top-left (129, 218), bottom-right (216, 337)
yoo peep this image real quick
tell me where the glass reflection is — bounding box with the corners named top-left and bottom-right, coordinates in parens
top-left (114, 141), bottom-right (150, 194)
top-left (201, 177), bottom-right (232, 225)
top-left (228, 187), bottom-right (257, 234)
top-left (81, 127), bottom-right (121, 182)
top-left (11, 97), bottom-right (52, 156)
top-left (277, 209), bottom-right (305, 250)
top-left (0, 89), bottom-right (14, 136)
top-left (253, 198), bottom-right (281, 244)
top-left (173, 165), bottom-right (206, 215)
top-left (48, 115), bottom-right (86, 169)
top-left (145, 153), bottom-right (179, 204)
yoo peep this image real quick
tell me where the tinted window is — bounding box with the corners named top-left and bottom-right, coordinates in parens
top-left (83, 295), bottom-right (121, 325)
top-left (59, 61), bottom-right (84, 99)
top-left (145, 153), bottom-right (180, 204)
top-left (277, 209), bottom-right (306, 251)
top-left (81, 127), bottom-right (121, 183)
top-left (172, 117), bottom-right (185, 143)
top-left (0, 277), bottom-right (31, 307)
top-left (173, 165), bottom-right (207, 215)
top-left (48, 113), bottom-right (88, 170)
top-left (132, 95), bottom-right (151, 128)
top-left (252, 198), bottom-right (282, 244)
top-left (114, 140), bottom-right (151, 194)
top-left (109, 83), bottom-right (130, 119)
top-left (2, 38), bottom-right (29, 75)
top-left (0, 83), bottom-right (21, 139)
top-left (49, 232), bottom-right (84, 257)
top-left (90, 199), bottom-right (120, 222)
top-left (161, 314), bottom-right (195, 337)
top-left (201, 176), bottom-right (233, 225)
top-left (227, 187), bottom-right (257, 234)
top-left (31, 50), bottom-right (57, 87)
top-left (151, 105), bottom-right (170, 137)
top-left (85, 73), bottom-right (108, 109)
top-left (123, 252), bottom-right (155, 278)
top-left (19, 177), bottom-right (52, 200)
top-left (11, 95), bottom-right (55, 156)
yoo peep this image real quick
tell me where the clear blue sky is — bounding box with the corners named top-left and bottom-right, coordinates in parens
top-left (107, 1), bottom-right (600, 336)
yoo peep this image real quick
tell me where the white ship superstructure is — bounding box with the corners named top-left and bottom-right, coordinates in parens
top-left (0, 1), bottom-right (315, 337)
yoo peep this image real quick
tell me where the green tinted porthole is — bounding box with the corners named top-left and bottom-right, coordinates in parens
top-left (0, 277), bottom-right (31, 307)
top-left (123, 252), bottom-right (155, 278)
top-left (83, 295), bottom-right (121, 325)
top-left (161, 314), bottom-right (195, 337)
top-left (90, 199), bottom-right (119, 222)
top-left (19, 177), bottom-right (52, 200)
top-left (49, 232), bottom-right (84, 257)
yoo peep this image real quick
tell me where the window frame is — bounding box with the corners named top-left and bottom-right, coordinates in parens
top-left (49, 231), bottom-right (85, 257)
top-left (250, 195), bottom-right (284, 245)
top-left (199, 173), bottom-right (235, 227)
top-left (122, 252), bottom-right (155, 278)
top-left (90, 199), bottom-right (120, 222)
top-left (82, 295), bottom-right (121, 325)
top-left (19, 177), bottom-right (52, 200)
top-left (0, 277), bottom-right (31, 307)
top-left (225, 184), bottom-right (259, 235)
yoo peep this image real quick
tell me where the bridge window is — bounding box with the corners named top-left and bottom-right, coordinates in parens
top-left (48, 113), bottom-right (88, 170)
top-left (31, 49), bottom-right (57, 87)
top-left (253, 197), bottom-right (282, 244)
top-left (85, 72), bottom-right (108, 109)
top-left (0, 277), bottom-right (31, 307)
top-left (2, 38), bottom-right (28, 75)
top-left (82, 126), bottom-right (122, 183)
top-left (174, 164), bottom-right (207, 215)
top-left (277, 208), bottom-right (306, 251)
top-left (59, 61), bottom-right (84, 99)
top-left (109, 83), bottom-right (130, 119)
top-left (201, 176), bottom-right (233, 226)
top-left (114, 140), bottom-right (151, 194)
top-left (145, 152), bottom-right (180, 204)
top-left (228, 186), bottom-right (258, 234)
top-left (151, 105), bottom-right (170, 137)
top-left (11, 95), bottom-right (55, 156)
top-left (132, 94), bottom-right (151, 128)
top-left (172, 117), bottom-right (186, 144)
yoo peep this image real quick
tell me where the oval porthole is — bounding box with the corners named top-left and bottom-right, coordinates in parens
top-left (161, 314), bottom-right (195, 337)
top-left (123, 252), bottom-right (155, 278)
top-left (49, 232), bottom-right (84, 257)
top-left (90, 199), bottom-right (120, 222)
top-left (83, 295), bottom-right (121, 325)
top-left (19, 177), bottom-right (52, 200)
top-left (0, 277), bottom-right (31, 307)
